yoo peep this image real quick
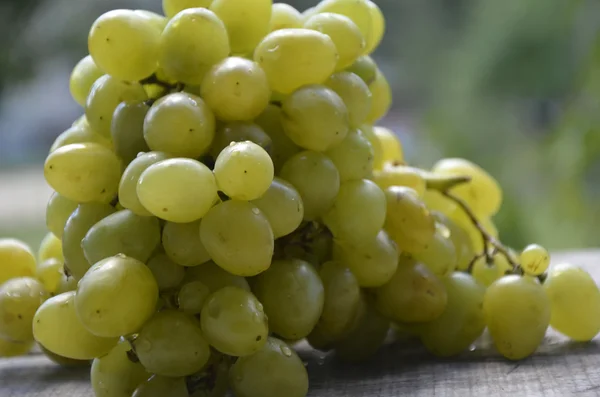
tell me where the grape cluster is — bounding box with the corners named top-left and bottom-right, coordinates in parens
top-left (1, 0), bottom-right (600, 396)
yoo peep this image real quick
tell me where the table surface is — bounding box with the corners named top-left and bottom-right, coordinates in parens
top-left (1, 250), bottom-right (599, 397)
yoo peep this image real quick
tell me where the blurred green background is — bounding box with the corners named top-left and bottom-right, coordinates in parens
top-left (0, 0), bottom-right (598, 251)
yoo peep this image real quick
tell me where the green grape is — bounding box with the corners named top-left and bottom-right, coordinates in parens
top-left (0, 277), bottom-right (48, 342)
top-left (254, 104), bottom-right (301, 171)
top-left (111, 101), bottom-right (150, 164)
top-left (471, 256), bottom-right (503, 287)
top-left (201, 286), bottom-right (268, 356)
top-left (41, 345), bottom-right (90, 367)
top-left (147, 252), bottom-right (185, 291)
top-left (62, 203), bottom-right (116, 280)
top-left (133, 375), bottom-right (189, 397)
top-left (119, 152), bottom-right (171, 217)
top-left (209, 122), bottom-right (272, 159)
top-left (374, 126), bottom-right (403, 165)
top-left (418, 272), bottom-right (486, 357)
top-left (88, 10), bottom-right (160, 81)
top-left (0, 338), bottom-right (34, 358)
top-left (484, 275), bottom-right (550, 360)
top-left (333, 229), bottom-right (398, 288)
top-left (134, 310), bottom-right (210, 377)
top-left (200, 201), bottom-right (274, 276)
top-left (373, 165), bottom-right (425, 195)
top-left (252, 259), bottom-right (324, 340)
top-left (364, 0), bottom-right (384, 54)
top-left (279, 151), bottom-right (340, 220)
top-left (302, 6), bottom-right (317, 22)
top-left (69, 55), bottom-right (104, 107)
top-left (0, 239), bottom-right (36, 285)
top-left (162, 220), bottom-right (211, 267)
top-left (520, 244), bottom-right (550, 276)
top-left (270, 3), bottom-right (303, 31)
top-left (201, 57), bottom-right (271, 121)
top-left (373, 257), bottom-right (448, 323)
top-left (325, 129), bottom-right (373, 181)
top-left (44, 143), bottom-right (122, 203)
top-left (36, 258), bottom-right (63, 293)
top-left (159, 8), bottom-right (230, 84)
top-left (544, 264), bottom-right (600, 341)
top-left (366, 69), bottom-right (392, 123)
top-left (209, 0), bottom-right (271, 55)
top-left (185, 261), bottom-right (250, 292)
top-left (143, 92), bottom-right (216, 158)
top-left (91, 340), bottom-right (150, 397)
top-left (323, 179), bottom-right (386, 244)
top-left (413, 227), bottom-right (457, 277)
top-left (86, 75), bottom-right (148, 137)
top-left (162, 0), bottom-right (213, 18)
top-left (49, 123), bottom-right (113, 153)
top-left (315, 0), bottom-right (372, 45)
top-left (134, 10), bottom-right (168, 31)
top-left (250, 177), bottom-right (304, 238)
top-left (304, 13), bottom-right (365, 71)
top-left (430, 211), bottom-right (475, 271)
top-left (75, 255), bottom-right (159, 338)
top-left (137, 158), bottom-right (218, 222)
top-left (281, 85), bottom-right (349, 151)
top-left (360, 124), bottom-right (384, 171)
top-left (230, 337), bottom-right (308, 397)
top-left (324, 72), bottom-right (371, 127)
top-left (178, 280), bottom-right (211, 314)
top-left (254, 29), bottom-right (337, 94)
top-left (82, 209), bottom-right (161, 266)
top-left (432, 158), bottom-right (503, 218)
top-left (33, 291), bottom-right (118, 360)
top-left (56, 272), bottom-right (78, 295)
top-left (345, 55), bottom-right (377, 85)
top-left (46, 192), bottom-right (78, 239)
top-left (384, 186), bottom-right (436, 254)
top-left (38, 232), bottom-right (64, 263)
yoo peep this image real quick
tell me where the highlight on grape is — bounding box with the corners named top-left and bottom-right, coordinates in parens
top-left (1, 1), bottom-right (599, 396)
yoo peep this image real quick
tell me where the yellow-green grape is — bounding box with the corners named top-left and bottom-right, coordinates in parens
top-left (162, 220), bottom-right (211, 267)
top-left (254, 104), bottom-right (301, 171)
top-left (252, 259), bottom-right (324, 340)
top-left (162, 0), bottom-right (212, 17)
top-left (432, 158), bottom-right (503, 218)
top-left (44, 143), bottom-right (122, 203)
top-left (334, 230), bottom-right (398, 288)
top-left (0, 239), bottom-right (36, 285)
top-left (281, 85), bottom-right (349, 151)
top-left (38, 232), bottom-right (64, 263)
top-left (366, 69), bottom-right (392, 123)
top-left (520, 244), bottom-right (550, 276)
top-left (324, 72), bottom-right (371, 128)
top-left (484, 275), bottom-right (550, 360)
top-left (91, 340), bottom-right (150, 397)
top-left (250, 177), bottom-right (304, 238)
top-left (69, 55), bottom-right (104, 107)
top-left (137, 158), bottom-right (218, 222)
top-left (41, 344), bottom-right (90, 367)
top-left (88, 10), bottom-right (160, 81)
top-left (143, 92), bottom-right (216, 158)
top-left (50, 122), bottom-right (113, 153)
top-left (81, 210), bottom-right (161, 266)
top-left (147, 252), bottom-right (185, 291)
top-left (111, 101), bottom-right (150, 164)
top-left (270, 3), bottom-right (303, 31)
top-left (412, 227), bottom-right (457, 277)
top-left (384, 186), bottom-right (436, 254)
top-left (119, 152), bottom-right (171, 217)
top-left (373, 257), bottom-right (448, 323)
top-left (210, 122), bottom-right (272, 159)
top-left (86, 75), bottom-right (148, 137)
top-left (372, 165), bottom-right (425, 195)
top-left (471, 256), bottom-right (503, 287)
top-left (345, 55), bottom-right (377, 85)
top-left (419, 272), bottom-right (486, 357)
top-left (201, 57), bottom-right (271, 121)
top-left (302, 6), bottom-right (317, 22)
top-left (178, 281), bottom-right (211, 314)
top-left (230, 337), bottom-right (308, 397)
top-left (325, 129), bottom-right (374, 182)
top-left (213, 141), bottom-right (274, 201)
top-left (430, 211), bottom-right (475, 272)
top-left (46, 192), bottom-right (78, 239)
top-left (159, 8), bottom-right (230, 84)
top-left (134, 310), bottom-right (210, 377)
top-left (279, 151), bottom-right (340, 221)
top-left (134, 10), bottom-right (167, 31)
top-left (0, 277), bottom-right (48, 342)
top-left (423, 189), bottom-right (459, 219)
top-left (133, 375), bottom-right (188, 397)
top-left (75, 255), bottom-right (158, 338)
top-left (55, 272), bottom-right (78, 295)
top-left (36, 259), bottom-right (63, 293)
top-left (210, 0), bottom-right (271, 54)
top-left (364, 0), bottom-right (384, 54)
top-left (184, 261), bottom-right (250, 292)
top-left (62, 203), bottom-right (116, 280)
top-left (0, 338), bottom-right (34, 358)
top-left (33, 291), bottom-right (118, 360)
top-left (374, 126), bottom-right (403, 166)
top-left (323, 179), bottom-right (386, 244)
top-left (360, 124), bottom-right (384, 172)
top-left (254, 29), bottom-right (337, 94)
top-left (201, 286), bottom-right (268, 356)
top-left (315, 0), bottom-right (372, 48)
top-left (544, 264), bottom-right (600, 341)
top-left (200, 201), bottom-right (274, 277)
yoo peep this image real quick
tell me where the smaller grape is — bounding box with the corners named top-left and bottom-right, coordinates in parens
top-left (162, 220), bottom-right (211, 267)
top-left (45, 192), bottom-right (78, 239)
top-left (250, 177), bottom-right (304, 238)
top-left (0, 277), bottom-right (49, 342)
top-left (38, 232), bottom-right (64, 263)
top-left (373, 126), bottom-right (403, 167)
top-left (325, 129), bottom-right (374, 182)
top-left (270, 3), bottom-right (303, 31)
top-left (209, 122), bottom-right (272, 159)
top-left (345, 55), bottom-right (377, 85)
top-left (471, 256), bottom-right (503, 287)
top-left (372, 164), bottom-right (425, 196)
top-left (520, 244), bottom-right (550, 276)
top-left (184, 261), bottom-right (250, 292)
top-left (366, 69), bottom-right (392, 123)
top-left (146, 252), bottom-right (185, 291)
top-left (36, 258), bottom-right (63, 293)
top-left (178, 281), bottom-right (211, 314)
top-left (111, 101), bottom-right (150, 165)
top-left (0, 338), bottom-right (34, 358)
top-left (0, 239), bottom-right (36, 285)
top-left (324, 72), bottom-right (372, 127)
top-left (50, 122), bottom-right (113, 153)
top-left (162, 0), bottom-right (212, 18)
top-left (69, 55), bottom-right (104, 107)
